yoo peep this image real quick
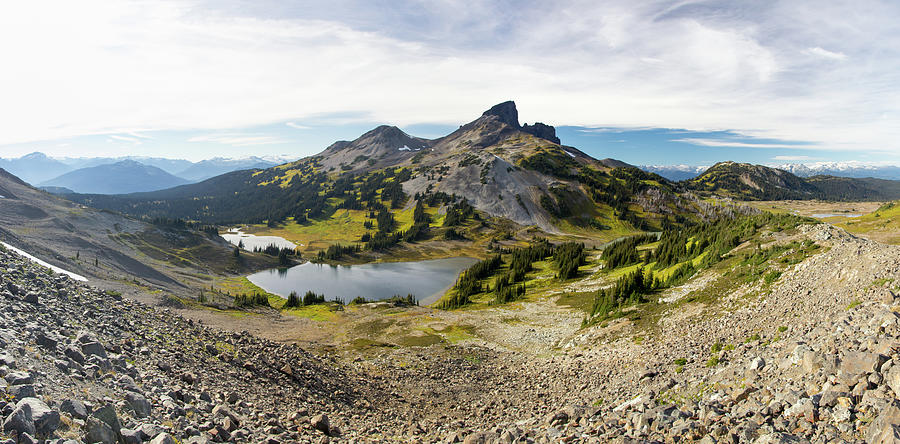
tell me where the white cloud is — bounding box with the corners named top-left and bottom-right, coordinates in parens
top-left (188, 134), bottom-right (285, 147)
top-left (773, 155), bottom-right (813, 161)
top-left (108, 135), bottom-right (141, 144)
top-left (286, 122), bottom-right (311, 130)
top-left (676, 139), bottom-right (814, 149)
top-left (807, 47), bottom-right (847, 61)
top-left (0, 0), bottom-right (899, 160)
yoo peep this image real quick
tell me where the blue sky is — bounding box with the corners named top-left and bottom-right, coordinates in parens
top-left (1, 1), bottom-right (900, 165)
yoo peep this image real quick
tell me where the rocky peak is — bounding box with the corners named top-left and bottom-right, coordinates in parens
top-left (482, 101), bottom-right (520, 128)
top-left (521, 122), bottom-right (560, 144)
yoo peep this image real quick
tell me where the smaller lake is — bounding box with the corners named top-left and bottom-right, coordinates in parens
top-left (248, 257), bottom-right (478, 305)
top-left (221, 227), bottom-right (298, 251)
top-left (811, 213), bottom-right (861, 219)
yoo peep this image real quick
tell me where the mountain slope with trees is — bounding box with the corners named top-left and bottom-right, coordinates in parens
top-left (684, 161), bottom-right (900, 201)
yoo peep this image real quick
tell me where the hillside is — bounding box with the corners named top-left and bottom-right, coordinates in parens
top-left (6, 202), bottom-right (900, 442)
top-left (40, 160), bottom-right (190, 194)
top-left (685, 161), bottom-right (900, 201)
top-left (0, 167), bottom-right (274, 293)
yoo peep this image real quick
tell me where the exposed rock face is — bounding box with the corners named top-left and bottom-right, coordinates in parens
top-left (522, 122), bottom-right (560, 144)
top-left (481, 100), bottom-right (520, 127)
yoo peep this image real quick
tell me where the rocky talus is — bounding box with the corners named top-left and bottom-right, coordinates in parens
top-left (6, 223), bottom-right (900, 443)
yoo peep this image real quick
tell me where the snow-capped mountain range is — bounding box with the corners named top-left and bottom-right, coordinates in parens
top-left (641, 162), bottom-right (900, 182)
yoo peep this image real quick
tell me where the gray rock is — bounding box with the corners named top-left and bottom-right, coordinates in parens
top-left (34, 332), bottom-right (57, 350)
top-left (125, 393), bottom-right (151, 418)
top-left (120, 428), bottom-right (142, 444)
top-left (59, 399), bottom-right (88, 420)
top-left (0, 352), bottom-right (14, 368)
top-left (149, 433), bottom-right (177, 444)
top-left (64, 346), bottom-right (85, 365)
top-left (92, 404), bottom-right (121, 436)
top-left (85, 417), bottom-right (117, 444)
top-left (137, 424), bottom-right (165, 440)
top-left (16, 398), bottom-right (59, 435)
top-left (81, 341), bottom-right (107, 359)
top-left (5, 372), bottom-right (32, 386)
top-left (7, 384), bottom-right (36, 400)
top-left (2, 402), bottom-right (34, 437)
top-left (23, 292), bottom-right (38, 304)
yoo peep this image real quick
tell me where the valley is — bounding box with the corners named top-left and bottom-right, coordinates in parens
top-left (4, 102), bottom-right (900, 443)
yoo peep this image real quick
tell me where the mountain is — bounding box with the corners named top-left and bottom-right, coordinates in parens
top-left (0, 152), bottom-right (73, 185)
top-left (640, 164), bottom-right (708, 181)
top-left (644, 162), bottom-right (900, 182)
top-left (39, 160), bottom-right (190, 194)
top-left (69, 101), bottom-right (684, 235)
top-left (60, 156), bottom-right (194, 176)
top-left (175, 157), bottom-right (283, 182)
top-left (685, 161), bottom-right (900, 201)
top-left (775, 162), bottom-right (900, 180)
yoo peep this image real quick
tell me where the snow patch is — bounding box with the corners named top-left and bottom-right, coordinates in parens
top-left (1, 242), bottom-right (88, 281)
top-left (565, 151), bottom-right (577, 158)
top-left (398, 145), bottom-right (411, 151)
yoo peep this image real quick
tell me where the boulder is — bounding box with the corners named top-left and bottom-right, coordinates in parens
top-left (125, 393), bottom-right (151, 418)
top-left (86, 417), bottom-right (117, 444)
top-left (59, 399), bottom-right (88, 420)
top-left (23, 292), bottom-right (38, 304)
top-left (2, 402), bottom-right (34, 437)
top-left (5, 372), bottom-right (33, 386)
top-left (149, 433), bottom-right (177, 444)
top-left (8, 384), bottom-right (36, 401)
top-left (81, 341), bottom-right (108, 359)
top-left (885, 365), bottom-right (900, 398)
top-left (120, 428), bottom-right (143, 444)
top-left (842, 351), bottom-right (887, 375)
top-left (16, 398), bottom-right (59, 435)
top-left (311, 413), bottom-right (330, 435)
top-left (64, 346), bottom-right (85, 364)
top-left (92, 404), bottom-right (122, 436)
top-left (867, 405), bottom-right (900, 444)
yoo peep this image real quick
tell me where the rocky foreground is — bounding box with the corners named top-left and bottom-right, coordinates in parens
top-left (4, 223), bottom-right (900, 443)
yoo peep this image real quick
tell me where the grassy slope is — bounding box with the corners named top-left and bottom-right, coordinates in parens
top-left (837, 201), bottom-right (900, 244)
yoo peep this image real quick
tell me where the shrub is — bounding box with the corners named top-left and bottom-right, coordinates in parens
top-left (284, 291), bottom-right (301, 308)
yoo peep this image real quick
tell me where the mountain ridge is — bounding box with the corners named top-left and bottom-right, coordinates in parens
top-left (39, 160), bottom-right (190, 194)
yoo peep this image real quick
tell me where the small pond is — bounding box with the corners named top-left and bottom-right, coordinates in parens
top-left (221, 227), bottom-right (297, 251)
top-left (810, 213), bottom-right (861, 219)
top-left (248, 257), bottom-right (478, 306)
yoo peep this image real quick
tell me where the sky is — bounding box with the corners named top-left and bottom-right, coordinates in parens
top-left (1, 0), bottom-right (900, 165)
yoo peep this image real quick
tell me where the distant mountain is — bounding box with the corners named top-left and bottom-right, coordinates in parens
top-left (775, 162), bottom-right (900, 180)
top-left (40, 160), bottom-right (190, 194)
top-left (643, 162), bottom-right (900, 182)
top-left (0, 152), bottom-right (73, 185)
top-left (685, 161), bottom-right (900, 201)
top-left (60, 156), bottom-right (194, 176)
top-left (175, 157), bottom-right (282, 182)
top-left (640, 165), bottom-right (708, 181)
